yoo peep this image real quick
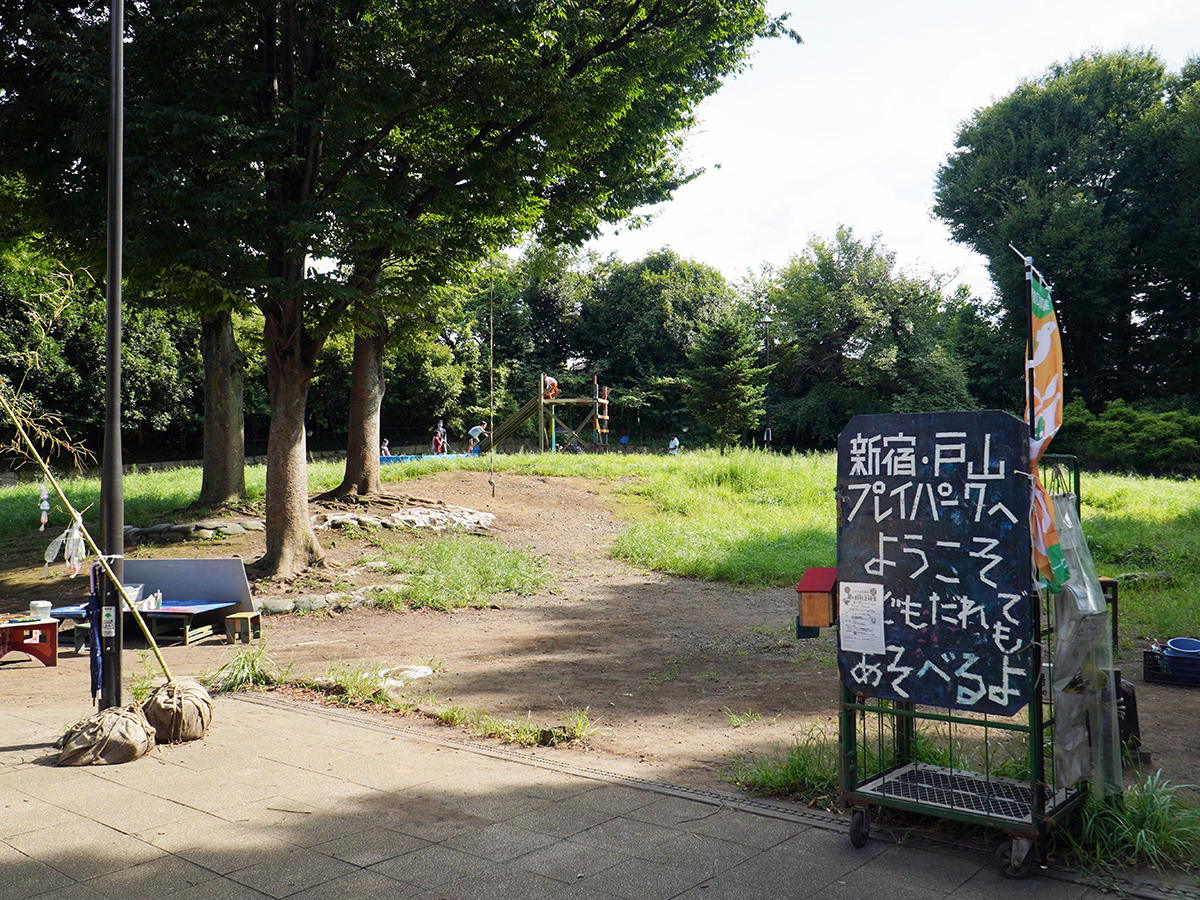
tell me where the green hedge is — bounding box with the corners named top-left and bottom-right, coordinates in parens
top-left (1057, 398), bottom-right (1200, 475)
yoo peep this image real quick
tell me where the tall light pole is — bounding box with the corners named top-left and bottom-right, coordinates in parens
top-left (100, 0), bottom-right (125, 708)
top-left (758, 314), bottom-right (772, 452)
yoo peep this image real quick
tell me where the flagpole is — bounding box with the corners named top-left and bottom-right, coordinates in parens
top-left (1024, 256), bottom-right (1036, 441)
top-left (1009, 244), bottom-right (1037, 440)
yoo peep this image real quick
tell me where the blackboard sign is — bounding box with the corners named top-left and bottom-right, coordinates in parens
top-left (836, 411), bottom-right (1033, 716)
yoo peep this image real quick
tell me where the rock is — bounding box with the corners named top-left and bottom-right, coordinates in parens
top-left (192, 528), bottom-right (216, 540)
top-left (294, 593), bottom-right (330, 611)
top-left (161, 532), bottom-right (187, 543)
top-left (194, 521), bottom-right (231, 531)
top-left (167, 523), bottom-right (196, 534)
top-left (218, 523), bottom-right (246, 536)
top-left (381, 665), bottom-right (435, 702)
top-left (389, 506), bottom-right (495, 531)
top-left (239, 520), bottom-right (265, 532)
top-left (257, 597), bottom-right (295, 615)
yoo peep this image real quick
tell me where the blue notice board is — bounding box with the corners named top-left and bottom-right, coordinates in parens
top-left (836, 410), bottom-right (1033, 716)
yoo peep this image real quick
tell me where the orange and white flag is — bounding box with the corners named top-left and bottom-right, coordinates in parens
top-left (1026, 272), bottom-right (1069, 589)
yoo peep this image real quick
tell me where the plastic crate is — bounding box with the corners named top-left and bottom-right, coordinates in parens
top-left (1144, 649), bottom-right (1200, 686)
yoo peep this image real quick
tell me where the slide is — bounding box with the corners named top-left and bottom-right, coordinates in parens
top-left (476, 395), bottom-right (541, 454)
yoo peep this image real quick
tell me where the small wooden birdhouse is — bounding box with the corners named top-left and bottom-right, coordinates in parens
top-left (796, 567), bottom-right (837, 633)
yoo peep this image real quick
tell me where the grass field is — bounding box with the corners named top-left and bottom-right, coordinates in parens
top-left (2, 448), bottom-right (1197, 643)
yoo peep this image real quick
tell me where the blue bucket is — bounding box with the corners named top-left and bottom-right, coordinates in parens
top-left (1166, 637), bottom-right (1200, 656)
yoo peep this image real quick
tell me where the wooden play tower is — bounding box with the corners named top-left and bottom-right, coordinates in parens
top-left (538, 374), bottom-right (610, 452)
top-left (476, 375), bottom-right (610, 454)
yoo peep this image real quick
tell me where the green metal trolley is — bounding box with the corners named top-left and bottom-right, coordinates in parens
top-left (835, 411), bottom-right (1086, 877)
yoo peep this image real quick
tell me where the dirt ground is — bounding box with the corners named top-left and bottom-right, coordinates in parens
top-left (2, 469), bottom-right (1197, 799)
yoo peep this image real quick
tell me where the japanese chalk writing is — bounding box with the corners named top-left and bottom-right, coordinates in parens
top-left (837, 411), bottom-right (1033, 717)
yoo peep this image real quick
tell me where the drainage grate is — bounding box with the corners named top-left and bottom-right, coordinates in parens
top-left (855, 764), bottom-right (1033, 823)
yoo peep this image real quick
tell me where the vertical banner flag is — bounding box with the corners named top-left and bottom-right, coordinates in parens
top-left (1025, 260), bottom-right (1069, 589)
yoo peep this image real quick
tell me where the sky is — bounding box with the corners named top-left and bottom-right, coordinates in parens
top-left (583, 1), bottom-right (1200, 300)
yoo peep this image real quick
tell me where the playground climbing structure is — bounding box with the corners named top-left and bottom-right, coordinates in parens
top-left (477, 375), bottom-right (610, 454)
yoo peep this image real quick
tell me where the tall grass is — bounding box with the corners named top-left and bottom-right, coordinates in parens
top-left (0, 458), bottom-right (366, 536)
top-left (375, 533), bottom-right (549, 610)
top-left (610, 449), bottom-right (837, 586)
top-left (1075, 472), bottom-right (1200, 645)
top-left (1063, 771), bottom-right (1200, 872)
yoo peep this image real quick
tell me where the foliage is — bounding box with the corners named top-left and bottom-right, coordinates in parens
top-left (684, 312), bottom-right (768, 454)
top-left (751, 227), bottom-right (974, 450)
top-left (944, 295), bottom-right (1023, 413)
top-left (1057, 398), bottom-right (1200, 475)
top-left (1062, 771), bottom-right (1200, 872)
top-left (0, 256), bottom-right (202, 461)
top-left (202, 644), bottom-right (286, 694)
top-left (374, 534), bottom-right (548, 611)
top-left (935, 49), bottom-right (1200, 409)
top-left (578, 249), bottom-right (737, 437)
top-left (0, 0), bottom-right (795, 573)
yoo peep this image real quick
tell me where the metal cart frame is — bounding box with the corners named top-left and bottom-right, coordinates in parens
top-left (836, 413), bottom-right (1087, 877)
top-left (839, 582), bottom-right (1086, 876)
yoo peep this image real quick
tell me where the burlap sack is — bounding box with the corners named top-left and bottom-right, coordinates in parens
top-left (57, 704), bottom-right (156, 766)
top-left (142, 680), bottom-right (213, 743)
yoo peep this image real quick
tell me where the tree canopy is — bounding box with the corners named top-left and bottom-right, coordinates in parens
top-left (934, 49), bottom-right (1200, 408)
top-left (684, 312), bottom-right (767, 454)
top-left (1, 0), bottom-right (795, 574)
top-left (755, 227), bottom-right (974, 449)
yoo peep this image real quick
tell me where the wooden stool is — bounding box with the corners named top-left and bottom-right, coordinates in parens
top-left (224, 610), bottom-right (261, 644)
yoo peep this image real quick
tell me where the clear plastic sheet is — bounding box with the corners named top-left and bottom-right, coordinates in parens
top-left (1050, 493), bottom-right (1122, 797)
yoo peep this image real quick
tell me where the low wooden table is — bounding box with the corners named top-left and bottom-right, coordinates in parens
top-left (51, 602), bottom-right (239, 646)
top-left (0, 618), bottom-right (58, 666)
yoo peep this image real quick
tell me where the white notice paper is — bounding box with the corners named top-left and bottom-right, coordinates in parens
top-left (838, 582), bottom-right (885, 655)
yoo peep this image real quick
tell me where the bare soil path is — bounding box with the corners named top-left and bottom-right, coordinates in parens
top-left (2, 468), bottom-right (1196, 799)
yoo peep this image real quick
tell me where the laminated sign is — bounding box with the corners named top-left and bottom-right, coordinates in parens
top-left (836, 411), bottom-right (1033, 716)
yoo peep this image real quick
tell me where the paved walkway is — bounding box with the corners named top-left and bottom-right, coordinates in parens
top-left (0, 656), bottom-right (1191, 900)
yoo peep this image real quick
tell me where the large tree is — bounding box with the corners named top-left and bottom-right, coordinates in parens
top-left (2, 1), bottom-right (796, 575)
top-left (684, 311), bottom-right (767, 454)
top-left (759, 227), bottom-right (974, 449)
top-left (577, 249), bottom-right (734, 437)
top-left (934, 50), bottom-right (1200, 408)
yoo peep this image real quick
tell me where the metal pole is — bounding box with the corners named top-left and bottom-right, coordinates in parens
top-left (100, 0), bottom-right (125, 709)
top-left (759, 315), bottom-right (772, 451)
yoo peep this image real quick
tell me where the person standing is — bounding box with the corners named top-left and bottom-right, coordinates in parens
top-left (380, 439), bottom-right (390, 457)
top-left (467, 422), bottom-right (489, 453)
top-left (432, 419), bottom-right (447, 454)
top-left (668, 434), bottom-right (680, 455)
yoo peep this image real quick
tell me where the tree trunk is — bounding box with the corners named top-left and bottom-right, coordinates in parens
top-left (197, 309), bottom-right (246, 507)
top-left (317, 320), bottom-right (386, 500)
top-left (253, 299), bottom-right (326, 577)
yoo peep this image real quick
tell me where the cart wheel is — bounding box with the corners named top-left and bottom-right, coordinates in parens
top-left (993, 839), bottom-right (1035, 879)
top-left (849, 808), bottom-right (871, 848)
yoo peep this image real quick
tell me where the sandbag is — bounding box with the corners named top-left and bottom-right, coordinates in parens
top-left (57, 704), bottom-right (156, 766)
top-left (142, 680), bottom-right (213, 744)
